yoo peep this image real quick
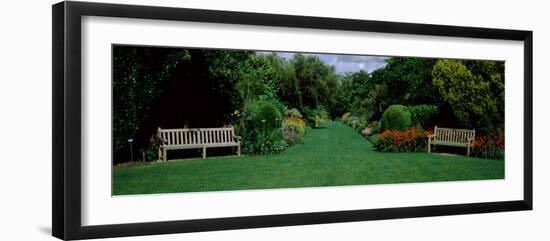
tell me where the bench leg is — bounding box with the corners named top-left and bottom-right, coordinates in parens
top-left (202, 147), bottom-right (206, 159)
top-left (158, 147), bottom-right (162, 162)
top-left (467, 145), bottom-right (471, 156)
top-left (163, 148), bottom-right (167, 161)
top-left (427, 139), bottom-right (431, 153)
top-left (237, 144), bottom-right (241, 156)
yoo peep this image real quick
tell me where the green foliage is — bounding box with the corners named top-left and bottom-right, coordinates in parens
top-left (239, 98), bottom-right (287, 155)
top-left (352, 116), bottom-right (368, 132)
top-left (381, 105), bottom-right (412, 131)
top-left (345, 58), bottom-right (436, 120)
top-left (248, 99), bottom-right (283, 131)
top-left (341, 112), bottom-right (352, 123)
top-left (371, 121), bottom-right (382, 134)
top-left (112, 47), bottom-right (190, 154)
top-left (236, 54), bottom-right (281, 108)
top-left (251, 130), bottom-right (289, 155)
top-left (432, 59), bottom-right (504, 130)
top-left (338, 71), bottom-right (371, 117)
top-left (303, 106), bottom-right (330, 128)
top-left (408, 104), bottom-right (439, 128)
top-left (284, 107), bottom-right (303, 118)
top-left (139, 144), bottom-right (159, 162)
top-left (288, 54), bottom-right (339, 115)
top-left (112, 45), bottom-right (505, 164)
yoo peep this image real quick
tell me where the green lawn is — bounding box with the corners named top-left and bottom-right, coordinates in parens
top-left (113, 121), bottom-right (504, 195)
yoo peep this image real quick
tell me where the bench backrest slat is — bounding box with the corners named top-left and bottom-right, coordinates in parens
top-left (433, 126), bottom-right (475, 143)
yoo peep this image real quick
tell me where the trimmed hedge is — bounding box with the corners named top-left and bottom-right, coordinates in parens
top-left (381, 105), bottom-right (412, 131)
top-left (408, 104), bottom-right (438, 128)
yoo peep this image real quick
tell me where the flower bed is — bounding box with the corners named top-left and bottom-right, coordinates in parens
top-left (472, 135), bottom-right (504, 160)
top-left (374, 128), bottom-right (432, 152)
top-left (282, 116), bottom-right (307, 145)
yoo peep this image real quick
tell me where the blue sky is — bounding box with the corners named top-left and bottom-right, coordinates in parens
top-left (257, 51), bottom-right (388, 74)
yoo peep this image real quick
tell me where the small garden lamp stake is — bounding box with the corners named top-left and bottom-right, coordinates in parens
top-left (128, 138), bottom-right (134, 162)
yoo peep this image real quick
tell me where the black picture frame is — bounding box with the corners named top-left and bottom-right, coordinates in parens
top-left (52, 1), bottom-right (533, 240)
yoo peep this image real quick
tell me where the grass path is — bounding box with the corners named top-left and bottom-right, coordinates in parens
top-left (113, 121), bottom-right (504, 195)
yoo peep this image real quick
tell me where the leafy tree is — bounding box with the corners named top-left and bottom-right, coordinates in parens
top-left (367, 57), bottom-right (436, 105)
top-left (432, 59), bottom-right (504, 131)
top-left (291, 54), bottom-right (338, 115)
top-left (112, 46), bottom-right (190, 154)
top-left (236, 55), bottom-right (279, 108)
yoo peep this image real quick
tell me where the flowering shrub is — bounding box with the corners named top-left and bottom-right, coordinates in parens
top-left (239, 99), bottom-right (285, 155)
top-left (374, 128), bottom-right (431, 152)
top-left (285, 107), bottom-right (303, 118)
top-left (283, 116), bottom-right (306, 135)
top-left (473, 135), bottom-right (504, 160)
top-left (247, 129), bottom-right (289, 155)
top-left (282, 116), bottom-right (307, 145)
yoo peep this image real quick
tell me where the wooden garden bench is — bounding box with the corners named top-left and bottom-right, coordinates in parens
top-left (157, 126), bottom-right (241, 161)
top-left (428, 126), bottom-right (475, 156)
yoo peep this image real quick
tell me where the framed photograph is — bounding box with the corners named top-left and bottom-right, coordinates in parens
top-left (52, 1), bottom-right (533, 240)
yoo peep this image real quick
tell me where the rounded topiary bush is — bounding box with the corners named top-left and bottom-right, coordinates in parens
top-left (381, 105), bottom-right (412, 131)
top-left (250, 99), bottom-right (283, 131)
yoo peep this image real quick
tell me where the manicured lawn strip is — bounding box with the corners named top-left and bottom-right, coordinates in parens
top-left (113, 121), bottom-right (504, 195)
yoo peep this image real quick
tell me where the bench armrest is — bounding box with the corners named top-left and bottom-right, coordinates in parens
top-left (156, 134), bottom-right (167, 146)
top-left (232, 135), bottom-right (242, 141)
top-left (427, 134), bottom-right (436, 138)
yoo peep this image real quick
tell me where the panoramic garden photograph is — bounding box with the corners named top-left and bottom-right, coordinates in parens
top-left (112, 45), bottom-right (505, 196)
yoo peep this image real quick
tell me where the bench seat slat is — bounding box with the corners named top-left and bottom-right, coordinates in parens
top-left (164, 142), bottom-right (239, 150)
top-left (430, 141), bottom-right (469, 147)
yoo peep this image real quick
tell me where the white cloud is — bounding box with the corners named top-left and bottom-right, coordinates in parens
top-left (256, 51), bottom-right (388, 73)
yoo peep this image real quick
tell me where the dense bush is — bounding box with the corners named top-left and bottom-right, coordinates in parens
top-left (249, 99), bottom-right (283, 131)
top-left (282, 116), bottom-right (307, 145)
top-left (374, 128), bottom-right (431, 152)
top-left (408, 104), bottom-right (439, 128)
top-left (473, 135), bottom-right (504, 160)
top-left (381, 105), bottom-right (412, 131)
